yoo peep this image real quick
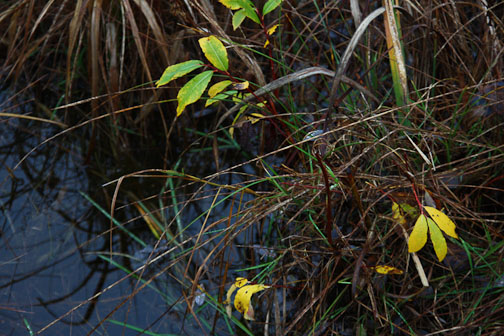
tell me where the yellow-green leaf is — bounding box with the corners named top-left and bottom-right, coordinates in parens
top-left (208, 80), bottom-right (232, 98)
top-left (218, 0), bottom-right (242, 10)
top-left (198, 36), bottom-right (229, 71)
top-left (427, 216), bottom-right (447, 261)
top-left (263, 0), bottom-right (282, 15)
top-left (205, 90), bottom-right (237, 107)
top-left (176, 71), bottom-right (213, 117)
top-left (408, 214), bottom-right (428, 253)
top-left (232, 9), bottom-right (247, 30)
top-left (424, 206), bottom-right (458, 239)
top-left (234, 283), bottom-right (270, 320)
top-left (155, 60), bottom-right (203, 87)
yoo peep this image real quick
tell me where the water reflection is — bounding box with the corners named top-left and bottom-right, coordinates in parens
top-left (0, 92), bottom-right (174, 334)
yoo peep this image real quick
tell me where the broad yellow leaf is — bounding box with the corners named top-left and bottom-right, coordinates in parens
top-left (176, 71), bottom-right (213, 117)
top-left (198, 36), bottom-right (229, 71)
top-left (427, 217), bottom-right (447, 261)
top-left (424, 206), bottom-right (458, 238)
top-left (408, 214), bottom-right (428, 253)
top-left (371, 265), bottom-right (403, 275)
top-left (208, 80), bottom-right (232, 98)
top-left (234, 283), bottom-right (270, 320)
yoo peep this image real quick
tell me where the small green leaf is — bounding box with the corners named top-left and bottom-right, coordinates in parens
top-left (198, 36), bottom-right (229, 71)
top-left (208, 80), bottom-right (232, 98)
top-left (205, 90), bottom-right (237, 107)
top-left (156, 60), bottom-right (203, 87)
top-left (263, 0), bottom-right (282, 15)
top-left (240, 0), bottom-right (260, 24)
top-left (408, 214), bottom-right (428, 253)
top-left (232, 9), bottom-right (247, 30)
top-left (176, 71), bottom-right (213, 117)
top-left (424, 206), bottom-right (458, 238)
top-left (427, 217), bottom-right (447, 261)
top-left (218, 0), bottom-right (242, 10)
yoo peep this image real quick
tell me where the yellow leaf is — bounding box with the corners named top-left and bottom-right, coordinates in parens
top-left (234, 277), bottom-right (249, 288)
top-left (225, 277), bottom-right (248, 318)
top-left (208, 80), bottom-right (232, 98)
top-left (424, 206), bottom-right (458, 239)
top-left (427, 217), bottom-right (447, 261)
top-left (392, 202), bottom-right (406, 226)
top-left (234, 283), bottom-right (270, 320)
top-left (371, 265), bottom-right (403, 275)
top-left (267, 24), bottom-right (279, 36)
top-left (408, 214), bottom-right (428, 253)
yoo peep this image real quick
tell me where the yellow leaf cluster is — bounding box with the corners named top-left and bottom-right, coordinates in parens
top-left (408, 206), bottom-right (459, 261)
top-left (225, 277), bottom-right (270, 320)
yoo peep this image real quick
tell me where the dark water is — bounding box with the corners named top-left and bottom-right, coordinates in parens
top-left (0, 82), bottom-right (272, 335)
top-left (0, 89), bottom-right (212, 335)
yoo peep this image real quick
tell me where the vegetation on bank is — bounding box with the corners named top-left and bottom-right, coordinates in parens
top-left (1, 0), bottom-right (503, 335)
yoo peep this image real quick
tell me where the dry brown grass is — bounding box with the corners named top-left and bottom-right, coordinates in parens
top-left (1, 0), bottom-right (504, 335)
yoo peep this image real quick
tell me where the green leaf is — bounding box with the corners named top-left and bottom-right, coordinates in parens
top-left (263, 0), bottom-right (282, 15)
top-left (218, 0), bottom-right (242, 10)
top-left (408, 214), bottom-right (428, 253)
top-left (205, 90), bottom-right (237, 107)
top-left (208, 80), bottom-right (232, 98)
top-left (176, 71), bottom-right (213, 117)
top-left (424, 206), bottom-right (458, 238)
top-left (240, 0), bottom-right (260, 24)
top-left (198, 36), bottom-right (229, 71)
top-left (156, 60), bottom-right (203, 87)
top-left (232, 9), bottom-right (247, 30)
top-left (427, 216), bottom-right (447, 261)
